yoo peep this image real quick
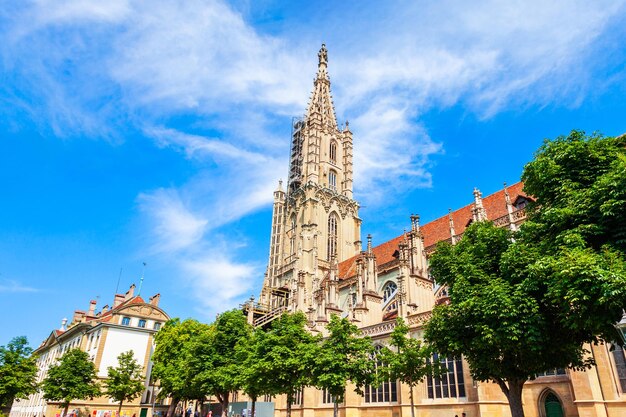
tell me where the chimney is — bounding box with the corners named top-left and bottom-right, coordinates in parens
top-left (113, 294), bottom-right (125, 308)
top-left (101, 304), bottom-right (110, 314)
top-left (88, 300), bottom-right (97, 316)
top-left (60, 318), bottom-right (68, 331)
top-left (125, 283), bottom-right (136, 300)
top-left (72, 310), bottom-right (86, 324)
top-left (149, 293), bottom-right (161, 307)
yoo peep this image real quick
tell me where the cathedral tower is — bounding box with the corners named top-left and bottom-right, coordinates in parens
top-left (260, 45), bottom-right (362, 318)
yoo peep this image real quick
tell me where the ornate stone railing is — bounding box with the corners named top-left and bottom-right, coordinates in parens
top-left (512, 207), bottom-right (527, 222)
top-left (359, 320), bottom-right (397, 337)
top-left (492, 213), bottom-right (511, 227)
top-left (407, 311), bottom-right (432, 326)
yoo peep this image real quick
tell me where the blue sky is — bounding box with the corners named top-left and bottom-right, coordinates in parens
top-left (1, 0), bottom-right (626, 347)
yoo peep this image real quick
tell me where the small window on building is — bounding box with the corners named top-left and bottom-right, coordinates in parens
top-left (513, 196), bottom-right (532, 210)
top-left (536, 368), bottom-right (566, 378)
top-left (329, 170), bottom-right (337, 191)
top-left (122, 317), bottom-right (131, 326)
top-left (293, 388), bottom-right (303, 406)
top-left (330, 141), bottom-right (337, 164)
top-left (322, 388), bottom-right (340, 404)
top-left (154, 322), bottom-right (161, 331)
top-left (138, 319), bottom-right (146, 328)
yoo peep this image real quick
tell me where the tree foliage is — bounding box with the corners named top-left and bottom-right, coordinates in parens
top-left (313, 315), bottom-right (375, 417)
top-left (103, 351), bottom-right (145, 414)
top-left (152, 319), bottom-right (208, 415)
top-left (0, 336), bottom-right (38, 407)
top-left (234, 327), bottom-right (273, 417)
top-left (191, 310), bottom-right (251, 417)
top-left (257, 312), bottom-right (318, 417)
top-left (425, 131), bottom-right (626, 417)
top-left (381, 319), bottom-right (438, 417)
top-left (522, 130), bottom-right (626, 253)
top-left (42, 349), bottom-right (100, 416)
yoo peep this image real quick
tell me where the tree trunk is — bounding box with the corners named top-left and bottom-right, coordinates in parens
top-left (496, 379), bottom-right (526, 417)
top-left (166, 397), bottom-right (179, 417)
top-left (63, 403), bottom-right (70, 417)
top-left (409, 384), bottom-right (415, 417)
top-left (250, 395), bottom-right (256, 417)
top-left (286, 393), bottom-right (292, 417)
top-left (118, 400), bottom-right (124, 416)
top-left (217, 392), bottom-right (229, 417)
top-left (333, 400), bottom-right (338, 417)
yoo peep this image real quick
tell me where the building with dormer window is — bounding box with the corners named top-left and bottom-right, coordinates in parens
top-left (9, 285), bottom-right (169, 417)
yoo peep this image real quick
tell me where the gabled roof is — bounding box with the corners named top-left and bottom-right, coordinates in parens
top-left (338, 182), bottom-right (528, 280)
top-left (35, 295), bottom-right (157, 351)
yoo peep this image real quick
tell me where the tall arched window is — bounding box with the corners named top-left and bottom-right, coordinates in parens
top-left (364, 345), bottom-right (398, 403)
top-left (330, 141), bottom-right (337, 164)
top-left (329, 169), bottom-right (337, 191)
top-left (327, 212), bottom-right (338, 260)
top-left (290, 214), bottom-right (297, 255)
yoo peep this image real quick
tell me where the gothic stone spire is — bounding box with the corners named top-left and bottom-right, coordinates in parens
top-left (306, 43), bottom-right (338, 128)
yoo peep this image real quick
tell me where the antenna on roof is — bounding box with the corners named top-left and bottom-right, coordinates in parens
top-left (115, 267), bottom-right (123, 294)
top-left (137, 262), bottom-right (147, 296)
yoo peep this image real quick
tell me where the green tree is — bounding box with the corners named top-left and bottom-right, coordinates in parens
top-left (260, 312), bottom-right (318, 417)
top-left (42, 349), bottom-right (100, 417)
top-left (425, 167), bottom-right (626, 417)
top-left (152, 319), bottom-right (208, 417)
top-left (380, 318), bottom-right (438, 417)
top-left (0, 336), bottom-right (38, 408)
top-left (103, 351), bottom-right (145, 415)
top-left (313, 315), bottom-right (376, 417)
top-left (522, 130), bottom-right (626, 254)
top-left (234, 327), bottom-right (272, 417)
top-left (191, 310), bottom-right (251, 417)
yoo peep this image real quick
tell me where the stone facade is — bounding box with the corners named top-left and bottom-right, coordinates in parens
top-left (9, 285), bottom-right (170, 417)
top-left (252, 45), bottom-right (626, 417)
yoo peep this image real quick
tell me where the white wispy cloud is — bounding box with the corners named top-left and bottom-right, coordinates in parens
top-left (0, 279), bottom-right (39, 293)
top-left (2, 0), bottom-right (624, 316)
top-left (137, 189), bottom-right (208, 253)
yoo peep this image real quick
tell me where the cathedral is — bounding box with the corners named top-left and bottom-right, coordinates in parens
top-left (248, 45), bottom-right (626, 417)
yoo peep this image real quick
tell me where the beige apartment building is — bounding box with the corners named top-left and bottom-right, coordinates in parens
top-left (10, 285), bottom-right (170, 417)
top-left (248, 45), bottom-right (626, 417)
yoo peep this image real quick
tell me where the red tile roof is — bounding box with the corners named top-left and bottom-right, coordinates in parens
top-left (338, 182), bottom-right (528, 279)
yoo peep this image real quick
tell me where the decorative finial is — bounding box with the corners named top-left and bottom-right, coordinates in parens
top-left (367, 234), bottom-right (372, 253)
top-left (503, 182), bottom-right (511, 204)
top-left (318, 43), bottom-right (328, 67)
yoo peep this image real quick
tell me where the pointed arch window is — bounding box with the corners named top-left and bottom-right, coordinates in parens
top-left (382, 281), bottom-right (398, 303)
top-left (327, 212), bottom-right (338, 260)
top-left (329, 169), bottom-right (337, 191)
top-left (330, 141), bottom-right (337, 164)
